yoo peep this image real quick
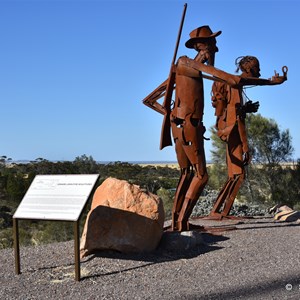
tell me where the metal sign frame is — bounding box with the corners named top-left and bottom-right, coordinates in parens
top-left (13, 174), bottom-right (99, 281)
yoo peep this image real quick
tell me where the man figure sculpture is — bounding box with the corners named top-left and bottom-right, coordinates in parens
top-left (168, 26), bottom-right (222, 231)
top-left (143, 25), bottom-right (222, 231)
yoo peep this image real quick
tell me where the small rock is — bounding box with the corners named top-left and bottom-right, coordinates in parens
top-left (273, 205), bottom-right (299, 221)
top-left (158, 230), bottom-right (204, 252)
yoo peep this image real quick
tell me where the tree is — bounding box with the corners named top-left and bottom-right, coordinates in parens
top-left (246, 114), bottom-right (293, 164)
top-left (73, 154), bottom-right (99, 174)
top-left (6, 173), bottom-right (27, 202)
top-left (245, 114), bottom-right (294, 205)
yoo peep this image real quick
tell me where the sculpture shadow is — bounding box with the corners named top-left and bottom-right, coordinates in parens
top-left (22, 207), bottom-right (228, 280)
top-left (82, 230), bottom-right (228, 280)
top-left (196, 215), bottom-right (300, 231)
top-left (236, 221), bottom-right (300, 231)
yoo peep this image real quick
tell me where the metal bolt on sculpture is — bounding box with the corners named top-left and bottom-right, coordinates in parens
top-left (142, 4), bottom-right (288, 231)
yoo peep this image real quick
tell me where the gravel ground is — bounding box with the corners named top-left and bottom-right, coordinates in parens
top-left (1, 217), bottom-right (300, 300)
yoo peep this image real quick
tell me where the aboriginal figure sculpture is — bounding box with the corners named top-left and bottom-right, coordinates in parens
top-left (209, 57), bottom-right (288, 218)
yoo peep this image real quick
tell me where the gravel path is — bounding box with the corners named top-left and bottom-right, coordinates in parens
top-left (1, 217), bottom-right (300, 300)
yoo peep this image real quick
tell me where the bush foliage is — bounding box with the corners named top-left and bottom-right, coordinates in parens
top-left (0, 156), bottom-right (180, 249)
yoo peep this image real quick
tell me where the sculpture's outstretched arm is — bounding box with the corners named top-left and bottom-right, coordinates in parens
top-left (177, 56), bottom-right (288, 87)
top-left (177, 56), bottom-right (242, 86)
top-left (239, 66), bottom-right (288, 86)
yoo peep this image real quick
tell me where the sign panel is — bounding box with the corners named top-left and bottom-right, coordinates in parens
top-left (13, 174), bottom-right (99, 221)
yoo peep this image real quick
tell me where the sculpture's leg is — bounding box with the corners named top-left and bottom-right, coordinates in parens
top-left (170, 120), bottom-right (192, 231)
top-left (209, 178), bottom-right (232, 217)
top-left (171, 117), bottom-right (208, 231)
top-left (221, 173), bottom-right (245, 216)
top-left (210, 172), bottom-right (245, 217)
top-left (177, 164), bottom-right (208, 231)
top-left (171, 167), bottom-right (193, 231)
top-left (175, 119), bottom-right (208, 231)
top-left (210, 126), bottom-right (246, 218)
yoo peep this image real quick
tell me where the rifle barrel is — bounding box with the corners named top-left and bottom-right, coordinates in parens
top-left (171, 3), bottom-right (187, 66)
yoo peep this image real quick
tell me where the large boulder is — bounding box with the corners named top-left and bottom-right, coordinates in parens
top-left (80, 177), bottom-right (165, 258)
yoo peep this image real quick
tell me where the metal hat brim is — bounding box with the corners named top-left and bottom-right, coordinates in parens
top-left (185, 30), bottom-right (222, 49)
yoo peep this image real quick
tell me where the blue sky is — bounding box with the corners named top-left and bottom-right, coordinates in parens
top-left (1, 0), bottom-right (299, 162)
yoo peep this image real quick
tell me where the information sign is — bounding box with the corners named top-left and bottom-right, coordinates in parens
top-left (13, 174), bottom-right (99, 281)
top-left (13, 174), bottom-right (99, 221)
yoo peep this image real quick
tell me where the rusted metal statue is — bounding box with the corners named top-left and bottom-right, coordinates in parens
top-left (167, 26), bottom-right (222, 231)
top-left (209, 57), bottom-right (288, 218)
top-left (142, 4), bottom-right (288, 230)
top-left (143, 4), bottom-right (222, 231)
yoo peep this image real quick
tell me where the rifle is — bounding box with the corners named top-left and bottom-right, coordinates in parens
top-left (159, 3), bottom-right (187, 150)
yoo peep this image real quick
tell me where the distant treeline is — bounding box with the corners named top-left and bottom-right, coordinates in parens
top-left (1, 153), bottom-right (300, 249)
top-left (0, 155), bottom-right (181, 249)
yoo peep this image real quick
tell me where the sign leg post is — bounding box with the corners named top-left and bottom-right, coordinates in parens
top-left (13, 218), bottom-right (21, 274)
top-left (74, 221), bottom-right (80, 281)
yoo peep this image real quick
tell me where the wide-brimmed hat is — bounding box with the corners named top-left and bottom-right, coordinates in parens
top-left (185, 25), bottom-right (222, 49)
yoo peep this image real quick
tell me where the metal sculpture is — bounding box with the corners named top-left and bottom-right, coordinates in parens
top-left (209, 57), bottom-right (288, 218)
top-left (143, 20), bottom-right (222, 231)
top-left (142, 5), bottom-right (288, 231)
